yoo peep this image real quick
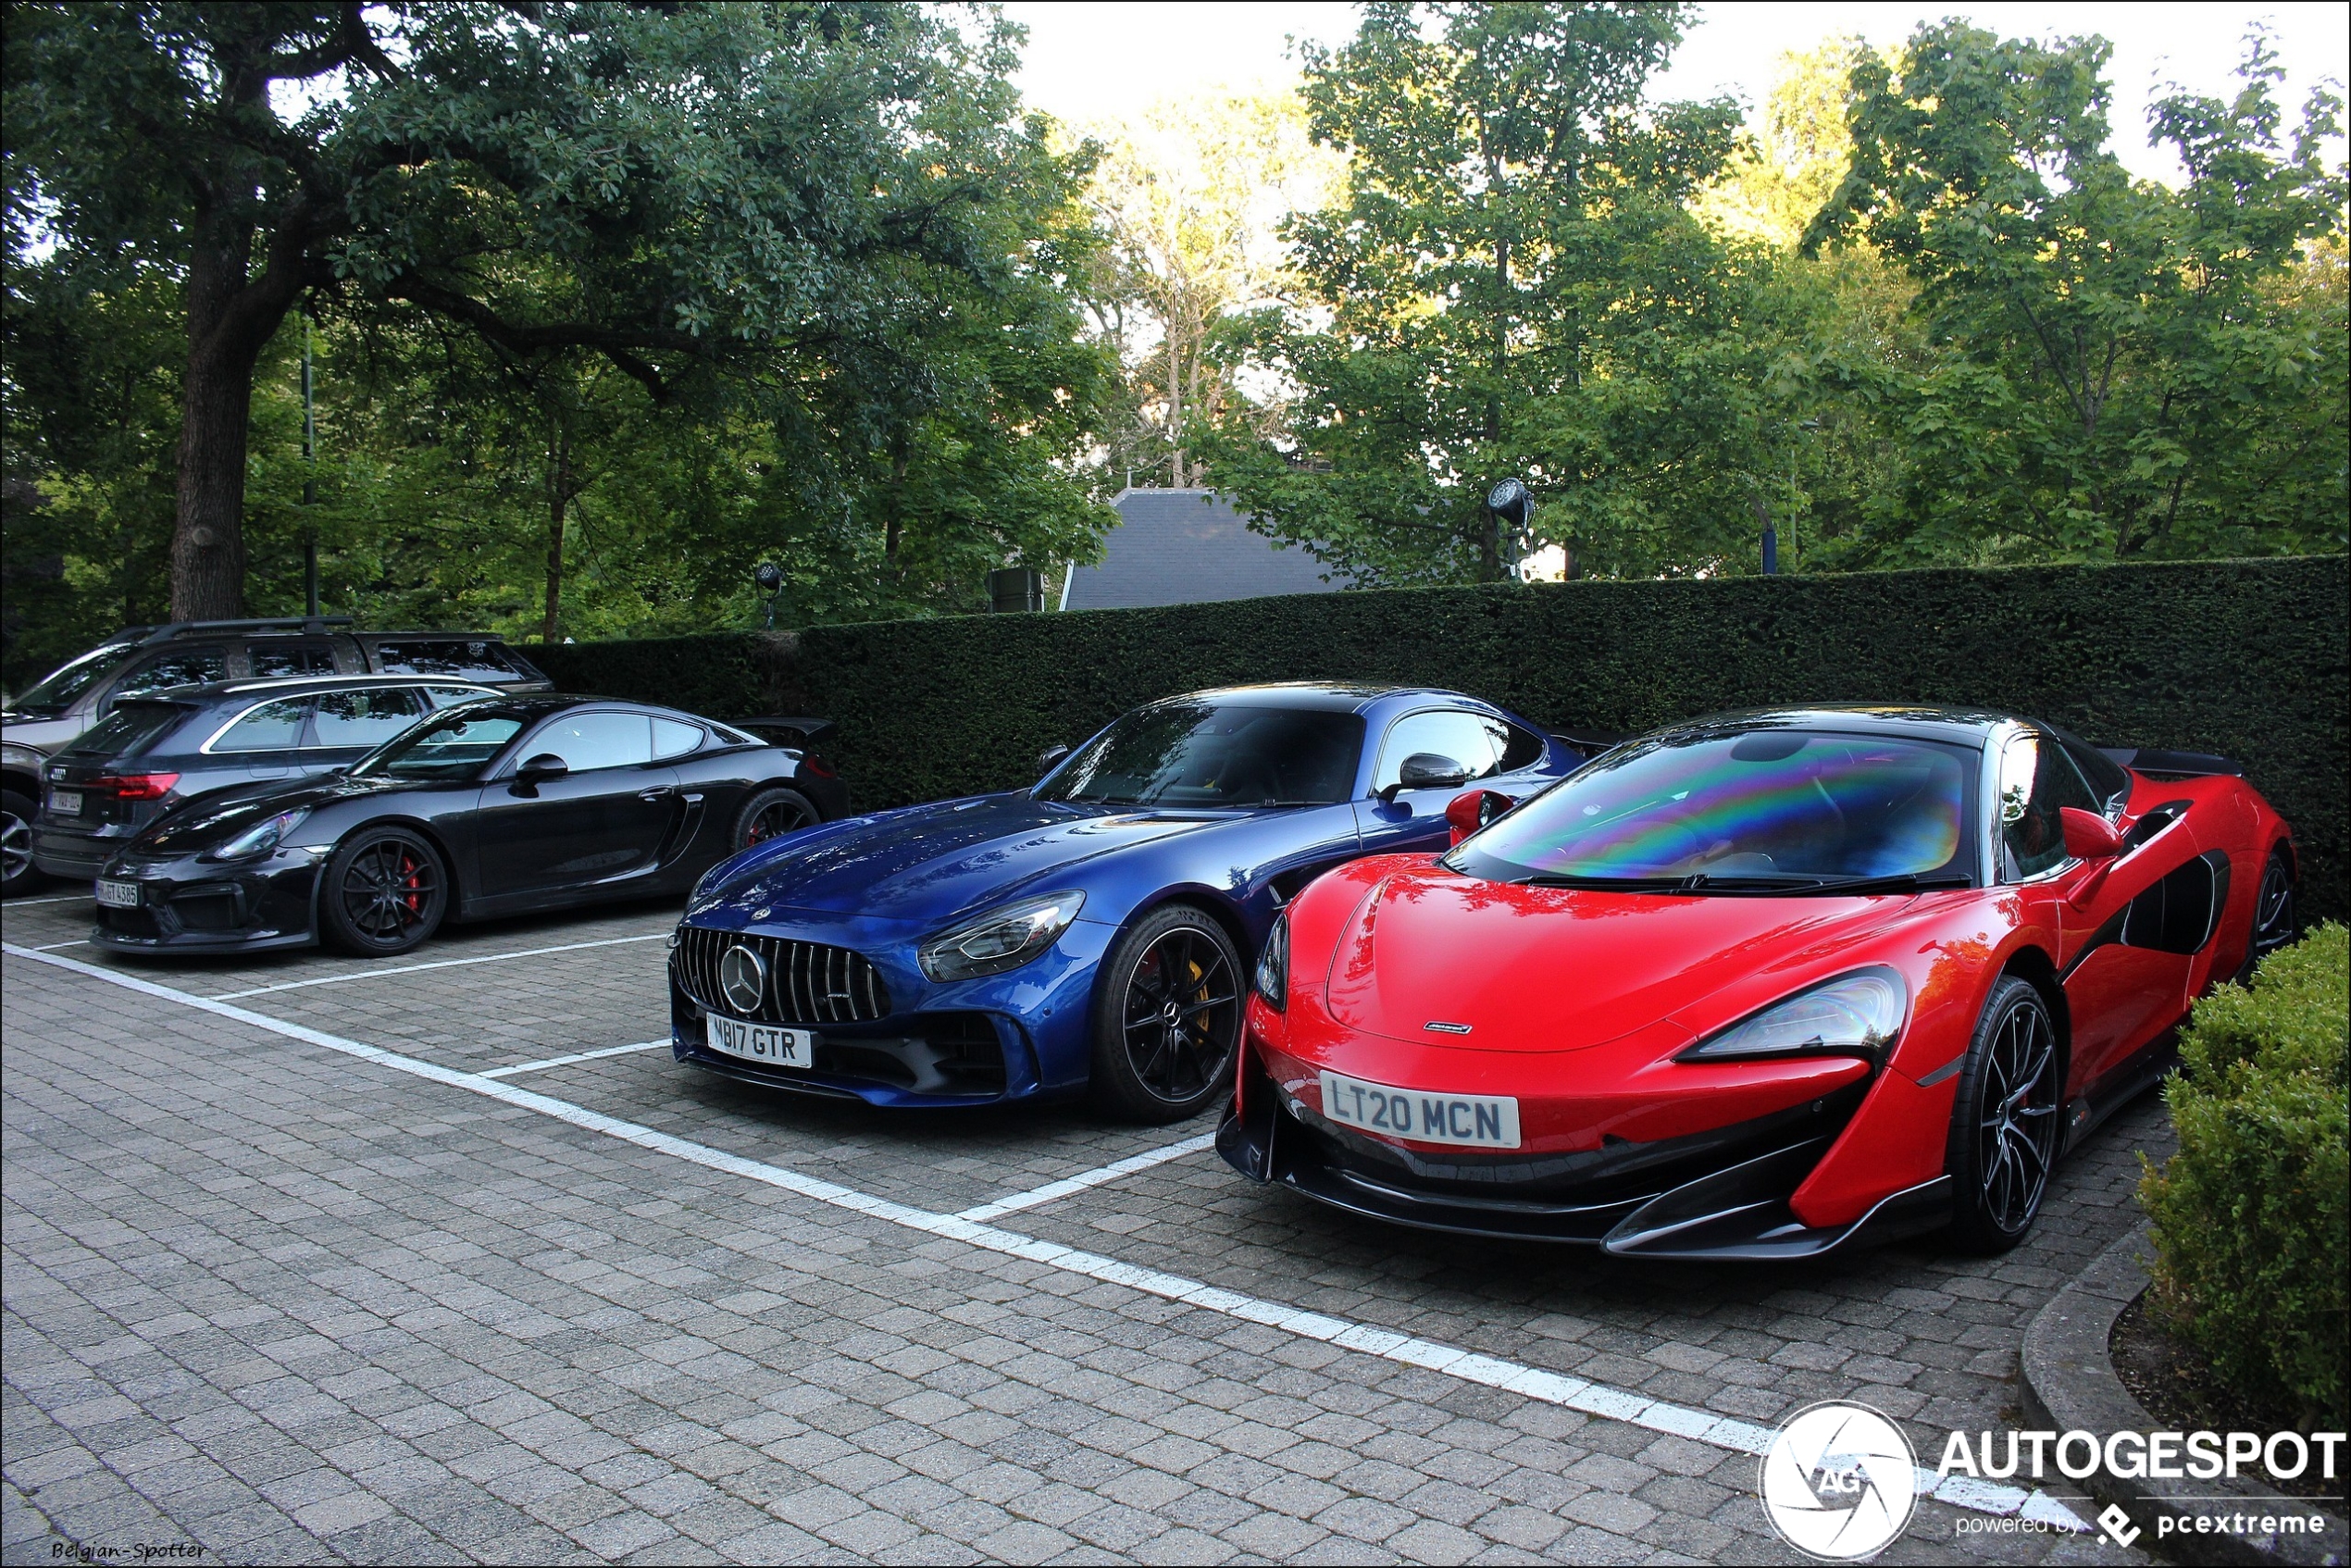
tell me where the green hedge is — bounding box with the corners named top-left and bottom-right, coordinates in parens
top-left (530, 554), bottom-right (2350, 919)
top-left (2139, 925), bottom-right (2349, 1428)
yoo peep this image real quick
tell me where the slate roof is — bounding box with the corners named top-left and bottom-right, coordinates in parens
top-left (1060, 489), bottom-right (1349, 612)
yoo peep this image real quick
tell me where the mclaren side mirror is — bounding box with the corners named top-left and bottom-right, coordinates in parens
top-left (1037, 743), bottom-right (1071, 778)
top-left (1445, 789), bottom-right (1514, 847)
top-left (1379, 753), bottom-right (1471, 804)
top-left (515, 753), bottom-right (569, 790)
top-left (2059, 806), bottom-right (2124, 861)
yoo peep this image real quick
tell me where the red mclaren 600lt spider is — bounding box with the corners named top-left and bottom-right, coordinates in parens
top-left (1217, 706), bottom-right (2299, 1260)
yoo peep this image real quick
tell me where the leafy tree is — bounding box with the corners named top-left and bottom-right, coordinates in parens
top-left (1807, 24), bottom-right (2349, 563)
top-left (1078, 92), bottom-right (1342, 488)
top-left (5, 1), bottom-right (1113, 619)
top-left (1200, 1), bottom-right (1777, 585)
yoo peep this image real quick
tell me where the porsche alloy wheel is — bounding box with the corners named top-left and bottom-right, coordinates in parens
top-left (1945, 976), bottom-right (2061, 1252)
top-left (735, 787), bottom-right (819, 851)
top-left (2245, 849), bottom-right (2297, 975)
top-left (322, 828), bottom-right (448, 956)
top-left (1089, 905), bottom-right (1243, 1123)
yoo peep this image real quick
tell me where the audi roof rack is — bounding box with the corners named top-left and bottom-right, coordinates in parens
top-left (131, 616), bottom-right (355, 646)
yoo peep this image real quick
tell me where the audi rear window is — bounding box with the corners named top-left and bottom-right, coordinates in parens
top-left (65, 701), bottom-right (193, 761)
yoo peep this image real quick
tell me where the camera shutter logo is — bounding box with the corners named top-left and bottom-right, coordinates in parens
top-left (1760, 1400), bottom-right (1919, 1561)
top-left (720, 944), bottom-right (768, 1015)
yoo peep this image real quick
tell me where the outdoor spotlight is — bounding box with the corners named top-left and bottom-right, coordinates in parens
top-left (1486, 477), bottom-right (1532, 531)
top-left (753, 561), bottom-right (786, 627)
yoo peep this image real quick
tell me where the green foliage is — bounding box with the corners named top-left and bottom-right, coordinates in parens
top-left (532, 554), bottom-right (2349, 923)
top-left (1200, 1), bottom-right (1780, 585)
top-left (2140, 926), bottom-right (2349, 1428)
top-left (1809, 25), bottom-right (2350, 564)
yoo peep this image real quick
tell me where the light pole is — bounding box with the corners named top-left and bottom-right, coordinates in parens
top-left (753, 562), bottom-right (785, 628)
top-left (302, 312), bottom-right (319, 615)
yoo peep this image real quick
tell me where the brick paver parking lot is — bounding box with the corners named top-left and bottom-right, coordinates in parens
top-left (3, 890), bottom-right (2155, 1564)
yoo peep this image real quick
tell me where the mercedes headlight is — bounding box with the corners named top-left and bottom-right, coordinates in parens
top-left (1677, 968), bottom-right (1906, 1062)
top-left (918, 891), bottom-right (1085, 982)
top-left (1253, 911), bottom-right (1288, 1011)
top-left (203, 808), bottom-right (309, 862)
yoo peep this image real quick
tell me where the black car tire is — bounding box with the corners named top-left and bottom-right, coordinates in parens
top-left (2237, 846), bottom-right (2297, 983)
top-left (1943, 974), bottom-right (2063, 1254)
top-left (320, 827), bottom-right (449, 957)
top-left (1088, 902), bottom-right (1245, 1124)
top-left (733, 787), bottom-right (821, 852)
top-left (2, 788), bottom-right (40, 897)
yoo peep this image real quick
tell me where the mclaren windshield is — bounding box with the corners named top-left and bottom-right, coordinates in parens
top-left (1448, 727), bottom-right (1977, 891)
top-left (1037, 702), bottom-right (1365, 808)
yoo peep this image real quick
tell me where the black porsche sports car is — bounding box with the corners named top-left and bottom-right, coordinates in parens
top-left (88, 695), bottom-right (848, 957)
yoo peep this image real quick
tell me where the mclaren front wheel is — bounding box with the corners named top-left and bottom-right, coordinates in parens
top-left (1943, 975), bottom-right (2062, 1254)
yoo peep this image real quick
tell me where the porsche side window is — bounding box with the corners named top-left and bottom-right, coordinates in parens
top-left (531, 712), bottom-right (653, 773)
top-left (652, 717), bottom-right (704, 759)
top-left (1375, 712), bottom-right (1501, 791)
top-left (425, 685), bottom-right (491, 709)
top-left (212, 698), bottom-right (311, 753)
top-left (1999, 734), bottom-right (2099, 880)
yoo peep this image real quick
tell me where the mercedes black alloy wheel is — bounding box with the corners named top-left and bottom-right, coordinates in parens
top-left (1088, 904), bottom-right (1243, 1123)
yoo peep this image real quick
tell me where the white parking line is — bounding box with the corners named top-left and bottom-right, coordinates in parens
top-left (479, 1039), bottom-right (672, 1078)
top-left (1, 892), bottom-right (90, 907)
top-left (31, 940), bottom-right (87, 952)
top-left (208, 932), bottom-right (668, 999)
top-left (957, 1132), bottom-right (1219, 1222)
top-left (3, 940), bottom-right (2086, 1536)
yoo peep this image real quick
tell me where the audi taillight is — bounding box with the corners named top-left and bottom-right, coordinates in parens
top-left (92, 773), bottom-right (180, 801)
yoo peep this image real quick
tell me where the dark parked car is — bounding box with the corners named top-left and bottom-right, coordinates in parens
top-left (89, 695), bottom-right (848, 956)
top-left (3, 616), bottom-right (550, 893)
top-left (667, 683), bottom-right (1587, 1121)
top-left (31, 675), bottom-right (500, 881)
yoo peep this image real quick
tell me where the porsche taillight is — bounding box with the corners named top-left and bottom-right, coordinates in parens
top-left (92, 773), bottom-right (180, 801)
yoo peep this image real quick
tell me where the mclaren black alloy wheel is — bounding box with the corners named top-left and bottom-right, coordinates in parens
top-left (321, 827), bottom-right (449, 956)
top-left (2241, 848), bottom-right (2298, 979)
top-left (1088, 904), bottom-right (1244, 1123)
top-left (1944, 975), bottom-right (2063, 1253)
top-left (733, 787), bottom-right (820, 852)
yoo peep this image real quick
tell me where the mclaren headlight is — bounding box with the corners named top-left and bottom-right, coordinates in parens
top-left (1677, 967), bottom-right (1907, 1063)
top-left (1253, 911), bottom-right (1288, 1010)
top-left (918, 891), bottom-right (1085, 983)
top-left (203, 808), bottom-right (309, 862)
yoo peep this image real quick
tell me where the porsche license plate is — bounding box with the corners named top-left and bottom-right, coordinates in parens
top-left (706, 1015), bottom-right (813, 1069)
top-left (49, 790), bottom-right (82, 816)
top-left (95, 878), bottom-right (143, 909)
top-left (1318, 1070), bottom-right (1521, 1149)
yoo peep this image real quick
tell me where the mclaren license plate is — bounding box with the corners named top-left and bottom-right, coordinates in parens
top-left (1318, 1070), bottom-right (1521, 1149)
top-left (706, 1015), bottom-right (814, 1070)
top-left (95, 878), bottom-right (143, 909)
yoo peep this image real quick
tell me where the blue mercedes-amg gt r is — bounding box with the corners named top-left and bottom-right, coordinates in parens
top-left (666, 683), bottom-right (1586, 1120)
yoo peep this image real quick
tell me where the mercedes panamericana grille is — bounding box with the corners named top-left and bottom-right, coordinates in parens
top-left (1216, 708), bottom-right (2299, 1259)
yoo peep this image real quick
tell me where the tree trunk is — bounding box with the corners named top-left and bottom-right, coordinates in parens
top-left (540, 427), bottom-right (569, 645)
top-left (171, 313), bottom-right (265, 620)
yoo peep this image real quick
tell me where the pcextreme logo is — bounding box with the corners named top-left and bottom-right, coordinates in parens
top-left (1760, 1400), bottom-right (1920, 1562)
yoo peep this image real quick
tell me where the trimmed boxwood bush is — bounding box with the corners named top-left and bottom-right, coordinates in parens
top-left (530, 554), bottom-right (2349, 920)
top-left (2139, 925), bottom-right (2349, 1429)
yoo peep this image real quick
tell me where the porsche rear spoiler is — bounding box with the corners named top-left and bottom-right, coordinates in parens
top-left (2097, 746), bottom-right (2245, 780)
top-left (738, 715), bottom-right (837, 749)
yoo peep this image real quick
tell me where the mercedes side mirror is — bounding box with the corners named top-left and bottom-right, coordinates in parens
top-left (516, 753), bottom-right (569, 789)
top-left (1445, 789), bottom-right (1514, 846)
top-left (1380, 753), bottom-right (1471, 803)
top-left (2060, 806), bottom-right (2123, 861)
top-left (1037, 743), bottom-right (1071, 778)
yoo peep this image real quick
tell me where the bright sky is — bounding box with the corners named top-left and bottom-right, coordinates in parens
top-left (1001, 1), bottom-right (2351, 184)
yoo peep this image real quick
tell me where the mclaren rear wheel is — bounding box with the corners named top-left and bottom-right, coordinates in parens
top-left (320, 827), bottom-right (449, 957)
top-left (1943, 975), bottom-right (2062, 1254)
top-left (1088, 903), bottom-right (1244, 1124)
top-left (2239, 847), bottom-right (2298, 981)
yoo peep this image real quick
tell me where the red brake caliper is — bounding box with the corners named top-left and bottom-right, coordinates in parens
top-left (401, 851), bottom-right (424, 915)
